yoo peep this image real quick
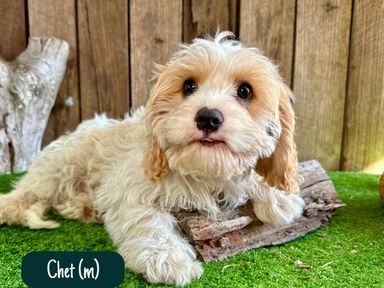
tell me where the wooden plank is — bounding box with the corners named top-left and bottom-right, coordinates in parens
top-left (0, 0), bottom-right (26, 61)
top-left (78, 0), bottom-right (129, 119)
top-left (341, 0), bottom-right (384, 171)
top-left (28, 0), bottom-right (80, 146)
top-left (239, 0), bottom-right (295, 84)
top-left (130, 0), bottom-right (182, 109)
top-left (183, 0), bottom-right (238, 42)
top-left (228, 0), bottom-right (239, 35)
top-left (129, 0), bottom-right (182, 108)
top-left (380, 173), bottom-right (384, 202)
top-left (293, 0), bottom-right (352, 171)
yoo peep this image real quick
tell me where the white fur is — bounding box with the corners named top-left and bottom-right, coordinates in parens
top-left (0, 32), bottom-right (303, 285)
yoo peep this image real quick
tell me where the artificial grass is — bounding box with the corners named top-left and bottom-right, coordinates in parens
top-left (0, 172), bottom-right (383, 287)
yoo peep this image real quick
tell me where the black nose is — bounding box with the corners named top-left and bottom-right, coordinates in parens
top-left (194, 107), bottom-right (224, 133)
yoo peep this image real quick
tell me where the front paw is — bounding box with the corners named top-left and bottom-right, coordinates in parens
top-left (253, 191), bottom-right (305, 225)
top-left (143, 252), bottom-right (203, 286)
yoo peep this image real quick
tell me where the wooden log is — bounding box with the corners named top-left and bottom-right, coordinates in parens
top-left (0, 37), bottom-right (69, 174)
top-left (175, 160), bottom-right (344, 262)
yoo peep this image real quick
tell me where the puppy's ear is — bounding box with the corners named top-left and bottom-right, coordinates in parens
top-left (144, 135), bottom-right (168, 181)
top-left (144, 65), bottom-right (169, 181)
top-left (256, 83), bottom-right (299, 193)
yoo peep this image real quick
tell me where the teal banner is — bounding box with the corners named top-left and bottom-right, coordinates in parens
top-left (22, 251), bottom-right (125, 288)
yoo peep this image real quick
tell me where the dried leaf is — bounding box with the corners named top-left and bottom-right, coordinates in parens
top-left (294, 259), bottom-right (312, 269)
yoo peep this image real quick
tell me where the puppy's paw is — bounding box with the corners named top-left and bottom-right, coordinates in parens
top-left (24, 208), bottom-right (60, 229)
top-left (0, 194), bottom-right (22, 226)
top-left (253, 190), bottom-right (305, 225)
top-left (141, 249), bottom-right (203, 286)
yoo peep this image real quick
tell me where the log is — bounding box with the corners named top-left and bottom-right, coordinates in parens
top-left (0, 37), bottom-right (69, 174)
top-left (175, 160), bottom-right (344, 262)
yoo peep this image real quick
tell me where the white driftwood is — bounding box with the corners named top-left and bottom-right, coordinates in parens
top-left (0, 37), bottom-right (69, 174)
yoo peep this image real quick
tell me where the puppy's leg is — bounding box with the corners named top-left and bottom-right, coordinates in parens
top-left (0, 186), bottom-right (59, 229)
top-left (0, 166), bottom-right (65, 229)
top-left (0, 138), bottom-right (92, 228)
top-left (252, 184), bottom-right (305, 225)
top-left (104, 205), bottom-right (203, 285)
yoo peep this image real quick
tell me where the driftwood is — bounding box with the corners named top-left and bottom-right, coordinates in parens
top-left (0, 37), bottom-right (69, 174)
top-left (175, 160), bottom-right (344, 262)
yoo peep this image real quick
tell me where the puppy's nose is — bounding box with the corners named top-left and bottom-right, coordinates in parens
top-left (194, 107), bottom-right (224, 133)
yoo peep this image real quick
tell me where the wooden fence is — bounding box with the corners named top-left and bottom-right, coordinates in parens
top-left (0, 0), bottom-right (383, 172)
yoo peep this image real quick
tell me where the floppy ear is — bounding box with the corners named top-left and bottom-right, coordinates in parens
top-left (144, 135), bottom-right (168, 181)
top-left (255, 83), bottom-right (299, 193)
top-left (143, 65), bottom-right (169, 182)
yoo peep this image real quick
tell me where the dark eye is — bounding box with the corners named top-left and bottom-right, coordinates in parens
top-left (183, 79), bottom-right (197, 96)
top-left (237, 83), bottom-right (253, 100)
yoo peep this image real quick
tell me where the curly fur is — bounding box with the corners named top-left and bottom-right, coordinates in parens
top-left (0, 31), bottom-right (304, 285)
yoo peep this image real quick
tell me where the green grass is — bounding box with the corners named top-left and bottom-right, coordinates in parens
top-left (0, 172), bottom-right (383, 287)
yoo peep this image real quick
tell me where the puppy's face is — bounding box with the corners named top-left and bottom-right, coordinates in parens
top-left (146, 32), bottom-right (298, 192)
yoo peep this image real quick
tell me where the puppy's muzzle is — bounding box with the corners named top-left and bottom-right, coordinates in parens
top-left (194, 107), bottom-right (224, 133)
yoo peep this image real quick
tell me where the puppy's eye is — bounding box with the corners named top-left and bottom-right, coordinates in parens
top-left (183, 79), bottom-right (197, 96)
top-left (237, 83), bottom-right (253, 100)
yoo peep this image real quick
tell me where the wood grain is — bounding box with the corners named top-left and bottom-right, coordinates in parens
top-left (1, 0), bottom-right (381, 173)
top-left (0, 0), bottom-right (26, 61)
top-left (240, 0), bottom-right (295, 84)
top-left (183, 0), bottom-right (238, 42)
top-left (28, 0), bottom-right (80, 146)
top-left (130, 0), bottom-right (182, 109)
top-left (78, 0), bottom-right (129, 119)
top-left (341, 0), bottom-right (384, 171)
top-left (380, 172), bottom-right (384, 203)
top-left (293, 0), bottom-right (352, 170)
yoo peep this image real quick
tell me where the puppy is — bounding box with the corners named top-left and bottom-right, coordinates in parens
top-left (0, 31), bottom-right (304, 285)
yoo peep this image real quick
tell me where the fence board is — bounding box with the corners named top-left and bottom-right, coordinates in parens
top-left (78, 0), bottom-right (129, 119)
top-left (1, 1), bottom-right (383, 172)
top-left (239, 0), bottom-right (295, 84)
top-left (183, 0), bottom-right (238, 42)
top-left (0, 0), bottom-right (26, 61)
top-left (28, 0), bottom-right (80, 146)
top-left (293, 0), bottom-right (352, 171)
top-left (130, 0), bottom-right (182, 109)
top-left (341, 0), bottom-right (384, 171)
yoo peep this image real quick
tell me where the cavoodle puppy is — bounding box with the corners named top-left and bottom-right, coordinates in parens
top-left (0, 31), bottom-right (304, 285)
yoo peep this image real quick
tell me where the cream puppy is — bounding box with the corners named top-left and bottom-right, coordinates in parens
top-left (0, 31), bottom-right (304, 285)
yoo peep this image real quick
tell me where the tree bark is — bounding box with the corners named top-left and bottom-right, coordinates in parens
top-left (0, 37), bottom-right (69, 174)
top-left (175, 160), bottom-right (345, 262)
